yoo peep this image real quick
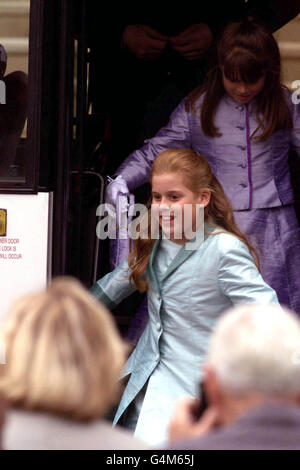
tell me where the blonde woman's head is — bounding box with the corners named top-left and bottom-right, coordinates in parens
top-left (0, 277), bottom-right (127, 421)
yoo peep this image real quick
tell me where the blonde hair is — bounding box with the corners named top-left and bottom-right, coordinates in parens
top-left (128, 148), bottom-right (259, 291)
top-left (0, 277), bottom-right (127, 421)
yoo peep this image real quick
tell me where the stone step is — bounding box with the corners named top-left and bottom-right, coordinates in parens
top-left (0, 1), bottom-right (29, 38)
top-left (0, 37), bottom-right (28, 74)
top-left (274, 14), bottom-right (300, 42)
top-left (274, 14), bottom-right (300, 86)
top-left (278, 42), bottom-right (300, 87)
top-left (0, 0), bottom-right (29, 74)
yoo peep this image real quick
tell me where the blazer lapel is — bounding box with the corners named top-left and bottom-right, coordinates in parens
top-left (147, 238), bottom-right (162, 294)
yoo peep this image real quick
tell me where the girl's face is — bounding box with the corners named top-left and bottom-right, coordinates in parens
top-left (222, 70), bottom-right (265, 104)
top-left (151, 172), bottom-right (210, 245)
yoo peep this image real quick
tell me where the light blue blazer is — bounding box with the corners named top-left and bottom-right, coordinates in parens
top-left (91, 225), bottom-right (279, 444)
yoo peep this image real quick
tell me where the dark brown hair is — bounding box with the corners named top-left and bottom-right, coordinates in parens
top-left (186, 19), bottom-right (292, 140)
top-left (128, 149), bottom-right (260, 292)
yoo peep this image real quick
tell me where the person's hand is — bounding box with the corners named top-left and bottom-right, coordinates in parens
top-left (169, 24), bottom-right (213, 61)
top-left (105, 175), bottom-right (130, 212)
top-left (122, 25), bottom-right (168, 60)
top-left (168, 397), bottom-right (220, 443)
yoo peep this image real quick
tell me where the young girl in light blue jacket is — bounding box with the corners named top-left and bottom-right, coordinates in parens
top-left (107, 19), bottom-right (300, 324)
top-left (91, 148), bottom-right (278, 446)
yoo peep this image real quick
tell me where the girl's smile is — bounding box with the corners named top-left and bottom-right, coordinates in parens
top-left (151, 173), bottom-right (210, 244)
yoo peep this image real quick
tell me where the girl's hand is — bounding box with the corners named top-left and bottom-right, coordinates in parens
top-left (169, 24), bottom-right (213, 61)
top-left (168, 397), bottom-right (220, 443)
top-left (122, 25), bottom-right (168, 60)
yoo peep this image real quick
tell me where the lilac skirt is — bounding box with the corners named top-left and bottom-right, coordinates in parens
top-left (234, 205), bottom-right (300, 314)
top-left (126, 204), bottom-right (300, 345)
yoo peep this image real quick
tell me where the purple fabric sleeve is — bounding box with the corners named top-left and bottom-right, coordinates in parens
top-left (116, 99), bottom-right (191, 190)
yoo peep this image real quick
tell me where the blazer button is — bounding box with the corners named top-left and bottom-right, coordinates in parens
top-left (156, 322), bottom-right (161, 331)
top-left (155, 355), bottom-right (160, 362)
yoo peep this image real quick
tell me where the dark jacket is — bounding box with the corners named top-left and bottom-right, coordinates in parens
top-left (169, 403), bottom-right (300, 450)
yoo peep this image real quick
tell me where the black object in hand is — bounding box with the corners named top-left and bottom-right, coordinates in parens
top-left (193, 381), bottom-right (208, 421)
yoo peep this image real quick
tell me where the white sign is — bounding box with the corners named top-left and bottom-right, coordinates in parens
top-left (0, 192), bottom-right (52, 322)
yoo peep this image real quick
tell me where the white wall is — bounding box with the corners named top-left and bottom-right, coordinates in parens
top-left (0, 192), bottom-right (52, 321)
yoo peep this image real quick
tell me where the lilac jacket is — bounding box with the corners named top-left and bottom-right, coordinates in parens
top-left (117, 89), bottom-right (300, 210)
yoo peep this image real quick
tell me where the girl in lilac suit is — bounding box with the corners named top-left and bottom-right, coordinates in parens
top-left (106, 19), bottom-right (300, 339)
